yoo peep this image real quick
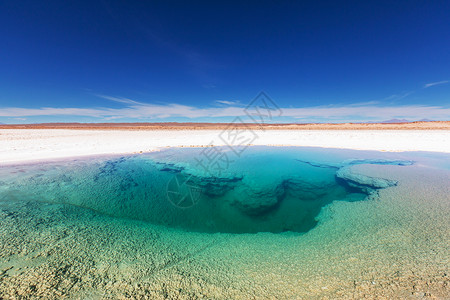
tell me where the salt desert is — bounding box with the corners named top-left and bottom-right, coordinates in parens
top-left (1, 123), bottom-right (450, 164)
top-left (2, 1), bottom-right (450, 298)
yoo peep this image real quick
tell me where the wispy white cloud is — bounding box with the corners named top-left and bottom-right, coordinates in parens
top-left (424, 80), bottom-right (449, 88)
top-left (282, 105), bottom-right (450, 120)
top-left (346, 101), bottom-right (380, 106)
top-left (95, 94), bottom-right (146, 105)
top-left (215, 100), bottom-right (241, 106)
top-left (378, 90), bottom-right (415, 102)
top-left (1, 102), bottom-right (449, 122)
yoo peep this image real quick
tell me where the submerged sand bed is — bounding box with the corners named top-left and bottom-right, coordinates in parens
top-left (1, 129), bottom-right (450, 164)
top-left (0, 153), bottom-right (449, 298)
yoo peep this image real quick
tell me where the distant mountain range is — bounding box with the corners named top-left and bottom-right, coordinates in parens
top-left (377, 118), bottom-right (434, 123)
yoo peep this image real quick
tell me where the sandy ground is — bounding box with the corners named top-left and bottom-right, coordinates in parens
top-left (1, 129), bottom-right (450, 164)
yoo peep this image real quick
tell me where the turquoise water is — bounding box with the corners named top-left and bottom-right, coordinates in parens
top-left (0, 147), bottom-right (411, 234)
top-left (0, 147), bottom-right (449, 298)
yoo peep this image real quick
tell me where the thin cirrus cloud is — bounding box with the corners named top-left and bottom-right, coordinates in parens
top-left (0, 101), bottom-right (450, 122)
top-left (215, 100), bottom-right (242, 106)
top-left (95, 94), bottom-right (147, 105)
top-left (424, 80), bottom-right (449, 88)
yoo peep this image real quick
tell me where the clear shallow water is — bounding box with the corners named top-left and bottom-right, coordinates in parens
top-left (0, 147), bottom-right (449, 298)
top-left (0, 147), bottom-right (412, 233)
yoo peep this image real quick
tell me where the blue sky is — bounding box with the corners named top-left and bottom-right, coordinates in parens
top-left (0, 0), bottom-right (449, 123)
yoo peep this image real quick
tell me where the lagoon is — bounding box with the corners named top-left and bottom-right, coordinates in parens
top-left (0, 147), bottom-right (448, 298)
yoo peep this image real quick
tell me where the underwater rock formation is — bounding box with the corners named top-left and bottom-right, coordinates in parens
top-left (284, 177), bottom-right (331, 200)
top-left (335, 166), bottom-right (398, 193)
top-left (189, 176), bottom-right (242, 197)
top-left (296, 158), bottom-right (412, 194)
top-left (0, 150), bottom-right (414, 234)
top-left (342, 159), bottom-right (414, 167)
top-left (230, 182), bottom-right (285, 215)
top-left (155, 158), bottom-right (412, 216)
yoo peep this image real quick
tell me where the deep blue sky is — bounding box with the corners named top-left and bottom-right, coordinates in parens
top-left (0, 0), bottom-right (449, 123)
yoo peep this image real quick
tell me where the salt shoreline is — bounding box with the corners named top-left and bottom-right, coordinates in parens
top-left (1, 129), bottom-right (450, 164)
